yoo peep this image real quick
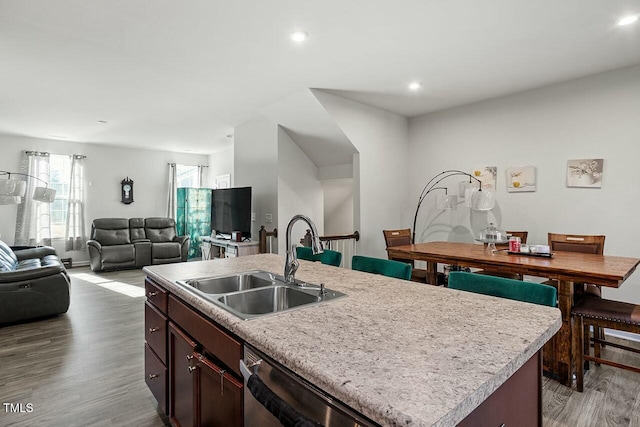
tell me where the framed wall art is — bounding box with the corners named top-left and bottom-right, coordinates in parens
top-left (566, 159), bottom-right (603, 188)
top-left (471, 166), bottom-right (497, 190)
top-left (505, 166), bottom-right (536, 192)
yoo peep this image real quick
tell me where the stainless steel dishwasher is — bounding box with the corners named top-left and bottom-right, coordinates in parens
top-left (240, 345), bottom-right (377, 427)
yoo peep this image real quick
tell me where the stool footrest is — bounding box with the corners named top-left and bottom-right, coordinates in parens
top-left (584, 355), bottom-right (640, 374)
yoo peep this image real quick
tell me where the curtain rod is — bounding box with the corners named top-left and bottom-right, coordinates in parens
top-left (167, 163), bottom-right (208, 167)
top-left (24, 150), bottom-right (49, 157)
top-left (25, 151), bottom-right (87, 159)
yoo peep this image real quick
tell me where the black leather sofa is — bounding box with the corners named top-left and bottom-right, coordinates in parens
top-left (87, 217), bottom-right (189, 272)
top-left (0, 240), bottom-right (71, 324)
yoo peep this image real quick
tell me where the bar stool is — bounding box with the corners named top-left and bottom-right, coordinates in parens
top-left (572, 297), bottom-right (640, 392)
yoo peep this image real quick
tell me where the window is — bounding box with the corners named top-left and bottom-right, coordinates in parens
top-left (49, 154), bottom-right (71, 238)
top-left (176, 164), bottom-right (201, 188)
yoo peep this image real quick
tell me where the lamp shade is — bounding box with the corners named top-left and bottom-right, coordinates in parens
top-left (0, 195), bottom-right (21, 205)
top-left (436, 194), bottom-right (458, 210)
top-left (32, 187), bottom-right (57, 203)
top-left (470, 189), bottom-right (495, 211)
top-left (0, 179), bottom-right (26, 197)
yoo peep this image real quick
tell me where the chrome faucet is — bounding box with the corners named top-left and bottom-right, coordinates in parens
top-left (284, 214), bottom-right (323, 283)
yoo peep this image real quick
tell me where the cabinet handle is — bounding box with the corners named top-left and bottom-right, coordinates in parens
top-left (148, 374), bottom-right (159, 380)
top-left (148, 291), bottom-right (158, 297)
top-left (188, 366), bottom-right (196, 373)
top-left (219, 369), bottom-right (226, 396)
top-left (186, 355), bottom-right (194, 361)
top-left (149, 327), bottom-right (160, 333)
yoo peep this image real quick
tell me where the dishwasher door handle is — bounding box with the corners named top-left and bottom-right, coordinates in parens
top-left (240, 358), bottom-right (263, 380)
top-left (240, 358), bottom-right (252, 380)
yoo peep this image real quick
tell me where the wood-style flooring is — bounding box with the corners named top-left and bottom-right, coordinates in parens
top-left (1, 266), bottom-right (639, 426)
top-left (0, 267), bottom-right (169, 427)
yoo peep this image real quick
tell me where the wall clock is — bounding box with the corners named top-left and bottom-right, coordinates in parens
top-left (121, 177), bottom-right (134, 204)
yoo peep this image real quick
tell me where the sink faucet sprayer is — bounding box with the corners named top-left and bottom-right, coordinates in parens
top-left (284, 214), bottom-right (323, 283)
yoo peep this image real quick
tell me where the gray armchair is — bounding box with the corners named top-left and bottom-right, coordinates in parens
top-left (0, 240), bottom-right (70, 324)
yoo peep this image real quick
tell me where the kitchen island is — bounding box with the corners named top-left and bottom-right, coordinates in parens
top-left (144, 254), bottom-right (561, 426)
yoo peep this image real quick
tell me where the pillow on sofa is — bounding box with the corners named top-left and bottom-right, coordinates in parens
top-left (0, 240), bottom-right (18, 272)
top-left (145, 218), bottom-right (177, 243)
top-left (94, 228), bottom-right (131, 246)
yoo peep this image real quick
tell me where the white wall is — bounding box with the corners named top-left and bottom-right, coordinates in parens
top-left (313, 90), bottom-right (410, 258)
top-left (277, 127), bottom-right (324, 254)
top-left (233, 115), bottom-right (278, 241)
top-left (408, 64), bottom-right (640, 304)
top-left (0, 135), bottom-right (208, 262)
top-left (208, 145), bottom-right (234, 188)
top-left (323, 178), bottom-right (354, 235)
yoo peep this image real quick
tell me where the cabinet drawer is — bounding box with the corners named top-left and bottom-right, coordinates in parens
top-left (145, 278), bottom-right (168, 314)
top-left (145, 302), bottom-right (168, 364)
top-left (168, 295), bottom-right (243, 377)
top-left (145, 344), bottom-right (167, 415)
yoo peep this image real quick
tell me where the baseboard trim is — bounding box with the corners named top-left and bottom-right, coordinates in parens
top-left (604, 329), bottom-right (640, 343)
top-left (69, 260), bottom-right (90, 268)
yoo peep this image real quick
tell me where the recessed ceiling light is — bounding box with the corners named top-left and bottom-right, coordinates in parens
top-left (290, 31), bottom-right (308, 43)
top-left (97, 120), bottom-right (108, 124)
top-left (409, 82), bottom-right (422, 91)
top-left (617, 15), bottom-right (638, 26)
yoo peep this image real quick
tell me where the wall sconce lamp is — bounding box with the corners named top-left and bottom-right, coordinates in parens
top-left (412, 169), bottom-right (495, 243)
top-left (0, 171), bottom-right (57, 204)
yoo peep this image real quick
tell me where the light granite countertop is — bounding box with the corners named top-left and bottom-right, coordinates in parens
top-left (144, 254), bottom-right (561, 427)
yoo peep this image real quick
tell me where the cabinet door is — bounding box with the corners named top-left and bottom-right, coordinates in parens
top-left (194, 351), bottom-right (243, 427)
top-left (169, 323), bottom-right (197, 427)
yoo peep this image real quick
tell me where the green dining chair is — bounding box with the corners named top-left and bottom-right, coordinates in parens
top-left (351, 255), bottom-right (412, 281)
top-left (448, 272), bottom-right (557, 307)
top-left (296, 246), bottom-right (342, 267)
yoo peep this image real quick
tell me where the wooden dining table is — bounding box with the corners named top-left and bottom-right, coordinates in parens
top-left (387, 241), bottom-right (640, 386)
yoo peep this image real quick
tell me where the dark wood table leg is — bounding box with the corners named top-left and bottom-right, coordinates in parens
top-left (427, 261), bottom-right (438, 286)
top-left (552, 279), bottom-right (574, 386)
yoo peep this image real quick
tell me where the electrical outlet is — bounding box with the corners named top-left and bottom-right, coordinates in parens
top-left (251, 212), bottom-right (256, 222)
top-left (265, 213), bottom-right (273, 223)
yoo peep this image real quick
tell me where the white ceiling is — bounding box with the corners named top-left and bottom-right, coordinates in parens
top-left (1, 0), bottom-right (639, 156)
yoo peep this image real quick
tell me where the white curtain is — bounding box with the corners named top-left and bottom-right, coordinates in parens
top-left (167, 163), bottom-right (177, 219)
top-left (15, 151), bottom-right (52, 246)
top-left (65, 155), bottom-right (87, 251)
top-left (197, 165), bottom-right (205, 188)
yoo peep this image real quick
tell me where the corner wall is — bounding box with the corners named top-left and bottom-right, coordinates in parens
top-left (277, 127), bottom-right (324, 254)
top-left (233, 115), bottom-right (278, 241)
top-left (313, 90), bottom-right (410, 258)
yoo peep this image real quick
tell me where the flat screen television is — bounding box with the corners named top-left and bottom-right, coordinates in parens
top-left (211, 186), bottom-right (252, 239)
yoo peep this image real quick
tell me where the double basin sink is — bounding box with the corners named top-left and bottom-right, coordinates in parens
top-left (176, 271), bottom-right (346, 320)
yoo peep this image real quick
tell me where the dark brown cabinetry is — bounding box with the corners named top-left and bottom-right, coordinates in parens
top-left (145, 279), bottom-right (169, 414)
top-left (458, 350), bottom-right (542, 427)
top-left (145, 277), bottom-right (243, 427)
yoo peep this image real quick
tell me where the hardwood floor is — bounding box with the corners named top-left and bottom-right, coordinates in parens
top-left (0, 267), bottom-right (169, 427)
top-left (1, 266), bottom-right (639, 426)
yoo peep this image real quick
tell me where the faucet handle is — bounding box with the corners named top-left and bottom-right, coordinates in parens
top-left (319, 283), bottom-right (326, 297)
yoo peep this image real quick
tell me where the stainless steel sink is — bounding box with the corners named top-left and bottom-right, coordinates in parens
top-left (179, 271), bottom-right (275, 294)
top-left (176, 271), bottom-right (346, 320)
top-left (217, 286), bottom-right (319, 317)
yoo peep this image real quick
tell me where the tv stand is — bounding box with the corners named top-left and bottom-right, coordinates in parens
top-left (201, 237), bottom-right (259, 259)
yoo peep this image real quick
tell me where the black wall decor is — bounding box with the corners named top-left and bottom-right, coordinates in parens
top-left (121, 177), bottom-right (134, 204)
